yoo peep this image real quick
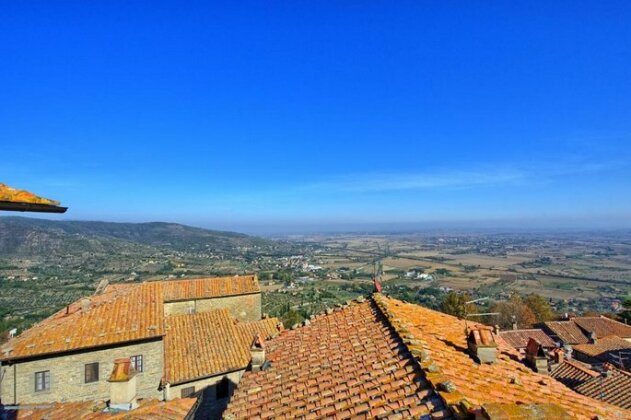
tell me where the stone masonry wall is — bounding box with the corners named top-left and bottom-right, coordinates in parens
top-left (0, 339), bottom-right (163, 405)
top-left (164, 293), bottom-right (261, 321)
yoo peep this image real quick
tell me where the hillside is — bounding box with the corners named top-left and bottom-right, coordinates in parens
top-left (0, 217), bottom-right (272, 256)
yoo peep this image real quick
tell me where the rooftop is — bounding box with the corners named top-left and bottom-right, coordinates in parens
top-left (498, 328), bottom-right (557, 349)
top-left (1, 397), bottom-right (197, 419)
top-left (1, 275), bottom-right (260, 361)
top-left (542, 316), bottom-right (631, 346)
top-left (226, 294), bottom-right (631, 419)
top-left (164, 310), bottom-right (282, 385)
top-left (573, 335), bottom-right (631, 367)
top-left (225, 297), bottom-right (449, 419)
top-left (542, 320), bottom-right (591, 345)
top-left (572, 316), bottom-right (631, 339)
top-left (551, 359), bottom-right (600, 389)
top-left (0, 183), bottom-right (67, 213)
top-left (575, 367), bottom-right (631, 409)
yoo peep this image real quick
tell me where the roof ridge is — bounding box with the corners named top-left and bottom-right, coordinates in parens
top-left (371, 293), bottom-right (472, 418)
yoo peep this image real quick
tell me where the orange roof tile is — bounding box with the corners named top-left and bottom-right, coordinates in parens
top-left (573, 316), bottom-right (631, 339)
top-left (163, 275), bottom-right (260, 301)
top-left (499, 328), bottom-right (557, 349)
top-left (164, 311), bottom-right (282, 385)
top-left (3, 397), bottom-right (197, 419)
top-left (573, 335), bottom-right (631, 367)
top-left (575, 368), bottom-right (631, 409)
top-left (224, 298), bottom-right (448, 419)
top-left (373, 294), bottom-right (630, 419)
top-left (1, 282), bottom-right (165, 361)
top-left (551, 359), bottom-right (600, 389)
top-left (543, 320), bottom-right (591, 345)
top-left (0, 183), bottom-right (60, 206)
top-left (235, 317), bottom-right (283, 348)
top-left (1, 275), bottom-right (260, 361)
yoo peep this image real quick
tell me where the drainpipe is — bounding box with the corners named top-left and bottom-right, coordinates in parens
top-left (14, 363), bottom-right (17, 405)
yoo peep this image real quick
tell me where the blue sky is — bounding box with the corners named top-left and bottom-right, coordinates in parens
top-left (2, 1), bottom-right (631, 233)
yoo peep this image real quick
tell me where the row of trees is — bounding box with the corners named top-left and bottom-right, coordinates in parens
top-left (440, 291), bottom-right (555, 329)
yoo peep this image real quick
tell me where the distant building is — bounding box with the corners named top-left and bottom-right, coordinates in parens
top-left (0, 275), bottom-right (282, 407)
top-left (541, 316), bottom-right (631, 346)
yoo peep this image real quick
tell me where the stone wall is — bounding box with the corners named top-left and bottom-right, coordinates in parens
top-left (0, 339), bottom-right (163, 405)
top-left (164, 293), bottom-right (261, 321)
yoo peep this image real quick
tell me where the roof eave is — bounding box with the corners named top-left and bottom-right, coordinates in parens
top-left (0, 201), bottom-right (68, 213)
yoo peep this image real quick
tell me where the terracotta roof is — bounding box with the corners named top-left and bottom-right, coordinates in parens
top-left (543, 321), bottom-right (590, 345)
top-left (1, 276), bottom-right (260, 361)
top-left (573, 336), bottom-right (631, 366)
top-left (551, 360), bottom-right (599, 389)
top-left (1, 282), bottom-right (165, 361)
top-left (164, 311), bottom-right (282, 385)
top-left (163, 275), bottom-right (260, 301)
top-left (235, 317), bottom-right (284, 348)
top-left (499, 329), bottom-right (557, 349)
top-left (0, 183), bottom-right (60, 206)
top-left (224, 298), bottom-right (449, 419)
top-left (575, 368), bottom-right (631, 409)
top-left (372, 294), bottom-right (630, 419)
top-left (573, 316), bottom-right (631, 339)
top-left (3, 397), bottom-right (197, 419)
top-left (0, 183), bottom-right (67, 213)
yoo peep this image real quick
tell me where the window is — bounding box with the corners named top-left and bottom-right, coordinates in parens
top-left (35, 370), bottom-right (50, 392)
top-left (130, 355), bottom-right (143, 372)
top-left (85, 362), bottom-right (99, 383)
top-left (216, 377), bottom-right (230, 399)
top-left (181, 386), bottom-right (195, 398)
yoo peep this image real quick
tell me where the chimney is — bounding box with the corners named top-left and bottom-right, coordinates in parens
top-left (493, 325), bottom-right (500, 335)
top-left (551, 348), bottom-right (564, 365)
top-left (108, 358), bottom-right (138, 411)
top-left (589, 331), bottom-right (597, 344)
top-left (525, 338), bottom-right (549, 374)
top-left (250, 334), bottom-right (266, 372)
top-left (563, 345), bottom-right (573, 360)
top-left (467, 326), bottom-right (497, 364)
top-left (80, 298), bottom-right (92, 312)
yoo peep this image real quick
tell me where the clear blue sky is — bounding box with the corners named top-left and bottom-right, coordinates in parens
top-left (2, 1), bottom-right (631, 233)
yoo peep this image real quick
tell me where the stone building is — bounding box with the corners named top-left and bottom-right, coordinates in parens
top-left (0, 275), bottom-right (281, 407)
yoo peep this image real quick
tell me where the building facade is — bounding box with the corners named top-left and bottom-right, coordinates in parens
top-left (0, 275), bottom-right (281, 405)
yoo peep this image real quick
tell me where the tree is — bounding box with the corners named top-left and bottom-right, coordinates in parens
top-left (523, 294), bottom-right (554, 323)
top-left (440, 292), bottom-right (477, 319)
top-left (490, 293), bottom-right (536, 329)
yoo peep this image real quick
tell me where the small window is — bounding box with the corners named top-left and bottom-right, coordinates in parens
top-left (130, 355), bottom-right (143, 372)
top-left (217, 377), bottom-right (230, 399)
top-left (35, 370), bottom-right (50, 392)
top-left (85, 362), bottom-right (99, 383)
top-left (181, 386), bottom-right (195, 398)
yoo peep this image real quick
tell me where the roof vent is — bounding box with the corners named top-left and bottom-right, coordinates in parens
top-left (525, 338), bottom-right (549, 374)
top-left (467, 326), bottom-right (497, 364)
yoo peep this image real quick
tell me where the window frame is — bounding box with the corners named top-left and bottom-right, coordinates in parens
top-left (130, 354), bottom-right (144, 373)
top-left (181, 386), bottom-right (195, 398)
top-left (34, 370), bottom-right (50, 392)
top-left (84, 362), bottom-right (99, 384)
